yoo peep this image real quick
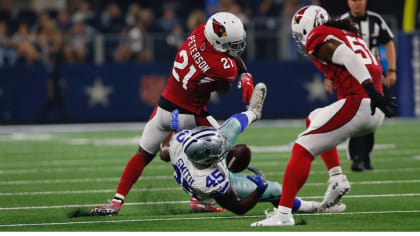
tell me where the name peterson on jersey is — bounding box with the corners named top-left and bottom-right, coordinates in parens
top-left (188, 35), bottom-right (211, 73)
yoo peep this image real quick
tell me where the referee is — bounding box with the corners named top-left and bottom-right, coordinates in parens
top-left (340, 0), bottom-right (397, 171)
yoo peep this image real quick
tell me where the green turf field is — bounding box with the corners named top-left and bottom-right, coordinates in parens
top-left (1, 120), bottom-right (419, 231)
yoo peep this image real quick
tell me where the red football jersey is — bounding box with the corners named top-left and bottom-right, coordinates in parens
top-left (306, 25), bottom-right (383, 99)
top-left (162, 23), bottom-right (237, 114)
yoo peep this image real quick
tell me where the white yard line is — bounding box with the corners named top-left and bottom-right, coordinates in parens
top-left (0, 176), bottom-right (172, 185)
top-left (1, 118), bottom-right (418, 134)
top-left (0, 165), bottom-right (170, 175)
top-left (0, 209), bottom-right (419, 227)
top-left (1, 193), bottom-right (420, 211)
top-left (305, 179), bottom-right (420, 186)
top-left (0, 201), bottom-right (191, 210)
top-left (2, 177), bottom-right (420, 186)
top-left (2, 161), bottom-right (420, 175)
top-left (2, 153), bottom-right (418, 170)
top-left (0, 187), bottom-right (181, 196)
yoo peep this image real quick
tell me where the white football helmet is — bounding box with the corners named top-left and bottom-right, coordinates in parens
top-left (204, 12), bottom-right (246, 56)
top-left (291, 5), bottom-right (329, 54)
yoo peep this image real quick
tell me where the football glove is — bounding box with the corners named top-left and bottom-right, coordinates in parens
top-left (363, 82), bottom-right (398, 117)
top-left (170, 109), bottom-right (180, 131)
top-left (247, 167), bottom-right (266, 182)
top-left (237, 73), bottom-right (254, 103)
top-left (246, 175), bottom-right (268, 191)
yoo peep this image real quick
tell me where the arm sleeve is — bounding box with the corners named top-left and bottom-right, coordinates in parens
top-left (331, 43), bottom-right (372, 84)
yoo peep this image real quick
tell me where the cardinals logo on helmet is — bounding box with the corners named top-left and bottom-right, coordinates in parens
top-left (212, 19), bottom-right (227, 37)
top-left (293, 6), bottom-right (309, 24)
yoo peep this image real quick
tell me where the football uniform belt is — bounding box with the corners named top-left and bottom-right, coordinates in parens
top-left (158, 96), bottom-right (210, 117)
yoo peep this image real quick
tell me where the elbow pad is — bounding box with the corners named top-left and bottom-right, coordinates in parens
top-left (331, 44), bottom-right (371, 84)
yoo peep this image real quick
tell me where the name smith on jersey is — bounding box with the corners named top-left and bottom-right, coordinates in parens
top-left (175, 158), bottom-right (195, 186)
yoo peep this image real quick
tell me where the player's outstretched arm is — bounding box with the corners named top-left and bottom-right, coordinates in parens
top-left (231, 55), bottom-right (254, 102)
top-left (214, 176), bottom-right (267, 215)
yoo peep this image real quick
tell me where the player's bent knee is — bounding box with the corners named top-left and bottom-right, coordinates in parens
top-left (137, 146), bottom-right (155, 164)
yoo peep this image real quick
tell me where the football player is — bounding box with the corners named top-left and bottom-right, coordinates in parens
top-left (92, 12), bottom-right (254, 216)
top-left (251, 6), bottom-right (397, 226)
top-left (160, 83), bottom-right (346, 215)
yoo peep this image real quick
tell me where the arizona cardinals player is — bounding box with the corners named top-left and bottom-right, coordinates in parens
top-left (251, 5), bottom-right (397, 226)
top-left (91, 12), bottom-right (255, 216)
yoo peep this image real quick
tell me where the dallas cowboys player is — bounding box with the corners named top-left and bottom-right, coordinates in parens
top-left (160, 83), bottom-right (345, 214)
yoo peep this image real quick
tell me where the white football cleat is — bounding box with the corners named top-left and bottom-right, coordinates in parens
top-left (247, 82), bottom-right (267, 120)
top-left (320, 174), bottom-right (351, 208)
top-left (251, 208), bottom-right (295, 226)
top-left (316, 202), bottom-right (346, 213)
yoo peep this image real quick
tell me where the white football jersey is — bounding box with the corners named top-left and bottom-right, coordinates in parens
top-left (169, 130), bottom-right (231, 202)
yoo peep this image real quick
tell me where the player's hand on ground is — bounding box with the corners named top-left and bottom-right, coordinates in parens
top-left (170, 109), bottom-right (180, 131)
top-left (247, 175), bottom-right (268, 191)
top-left (237, 73), bottom-right (254, 103)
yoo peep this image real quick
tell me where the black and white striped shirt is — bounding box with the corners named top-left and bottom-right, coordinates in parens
top-left (340, 10), bottom-right (394, 57)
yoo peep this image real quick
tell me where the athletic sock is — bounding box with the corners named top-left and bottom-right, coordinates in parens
top-left (279, 143), bottom-right (314, 208)
top-left (112, 194), bottom-right (125, 204)
top-left (291, 198), bottom-right (302, 211)
top-left (242, 111), bottom-right (256, 125)
top-left (320, 147), bottom-right (341, 170)
top-left (277, 205), bottom-right (292, 215)
top-left (116, 153), bottom-right (147, 198)
top-left (229, 113), bottom-right (250, 132)
top-left (295, 198), bottom-right (316, 212)
top-left (328, 166), bottom-right (343, 177)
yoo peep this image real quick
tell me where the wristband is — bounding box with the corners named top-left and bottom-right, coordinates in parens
top-left (388, 69), bottom-right (396, 73)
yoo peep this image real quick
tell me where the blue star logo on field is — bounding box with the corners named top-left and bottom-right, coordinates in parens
top-left (304, 74), bottom-right (328, 102)
top-left (85, 78), bottom-right (114, 107)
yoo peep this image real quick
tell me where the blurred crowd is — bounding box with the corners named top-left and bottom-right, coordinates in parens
top-left (0, 0), bottom-right (411, 66)
top-left (0, 0), bottom-right (325, 66)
